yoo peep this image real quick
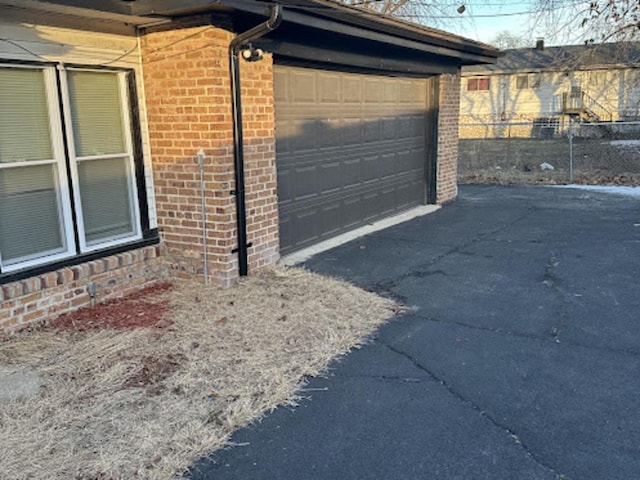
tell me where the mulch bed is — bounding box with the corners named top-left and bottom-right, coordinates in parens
top-left (47, 283), bottom-right (174, 332)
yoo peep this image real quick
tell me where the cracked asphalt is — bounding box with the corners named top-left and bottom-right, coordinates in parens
top-left (188, 185), bottom-right (640, 480)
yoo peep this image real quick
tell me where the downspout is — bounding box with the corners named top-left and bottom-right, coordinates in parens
top-left (229, 4), bottom-right (282, 276)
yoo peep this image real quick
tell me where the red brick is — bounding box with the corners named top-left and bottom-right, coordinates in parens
top-left (0, 246), bottom-right (167, 331)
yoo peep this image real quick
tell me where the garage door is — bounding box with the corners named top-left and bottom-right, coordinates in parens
top-left (274, 65), bottom-right (430, 255)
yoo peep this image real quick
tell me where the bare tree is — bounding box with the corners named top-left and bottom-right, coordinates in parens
top-left (343, 0), bottom-right (412, 15)
top-left (530, 0), bottom-right (640, 43)
top-left (491, 31), bottom-right (527, 49)
top-left (344, 0), bottom-right (475, 29)
top-left (346, 0), bottom-right (578, 44)
top-left (346, 0), bottom-right (639, 45)
top-left (583, 0), bottom-right (640, 42)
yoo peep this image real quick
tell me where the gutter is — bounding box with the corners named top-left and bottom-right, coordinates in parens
top-left (213, 0), bottom-right (499, 63)
top-left (229, 4), bottom-right (282, 276)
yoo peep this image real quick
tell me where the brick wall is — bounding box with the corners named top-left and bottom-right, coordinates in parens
top-left (0, 16), bottom-right (169, 333)
top-left (437, 72), bottom-right (462, 204)
top-left (0, 18), bottom-right (465, 332)
top-left (0, 246), bottom-right (166, 333)
top-left (141, 21), bottom-right (279, 286)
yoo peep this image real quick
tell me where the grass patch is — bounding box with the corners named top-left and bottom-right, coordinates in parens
top-left (0, 266), bottom-right (397, 479)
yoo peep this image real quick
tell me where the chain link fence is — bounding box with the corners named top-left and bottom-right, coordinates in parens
top-left (458, 119), bottom-right (640, 185)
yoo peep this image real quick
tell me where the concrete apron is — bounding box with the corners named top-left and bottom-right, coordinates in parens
top-left (280, 204), bottom-right (441, 266)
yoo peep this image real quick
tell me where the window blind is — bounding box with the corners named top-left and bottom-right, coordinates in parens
top-left (77, 157), bottom-right (134, 244)
top-left (0, 68), bottom-right (52, 163)
top-left (67, 71), bottom-right (125, 157)
top-left (0, 164), bottom-right (64, 263)
top-left (67, 70), bottom-right (136, 245)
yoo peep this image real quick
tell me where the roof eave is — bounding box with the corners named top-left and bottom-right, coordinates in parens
top-left (0, 0), bottom-right (167, 25)
top-left (281, 0), bottom-right (499, 59)
top-left (463, 62), bottom-right (640, 76)
top-left (4, 0), bottom-right (500, 65)
top-left (131, 0), bottom-right (499, 64)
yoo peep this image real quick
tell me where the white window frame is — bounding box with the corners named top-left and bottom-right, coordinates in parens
top-left (0, 64), bottom-right (76, 273)
top-left (467, 77), bottom-right (491, 92)
top-left (0, 64), bottom-right (143, 273)
top-left (60, 68), bottom-right (142, 253)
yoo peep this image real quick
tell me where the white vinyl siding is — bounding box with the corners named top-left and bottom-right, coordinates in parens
top-left (0, 64), bottom-right (141, 273)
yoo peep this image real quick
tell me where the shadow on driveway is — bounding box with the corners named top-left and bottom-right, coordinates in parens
top-left (188, 185), bottom-right (640, 480)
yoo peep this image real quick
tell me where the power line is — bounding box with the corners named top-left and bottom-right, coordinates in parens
top-left (397, 1), bottom-right (587, 20)
top-left (0, 38), bottom-right (45, 59)
top-left (260, 0), bottom-right (590, 26)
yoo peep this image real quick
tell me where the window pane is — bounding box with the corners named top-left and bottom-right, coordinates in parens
top-left (77, 157), bottom-right (134, 244)
top-left (467, 79), bottom-right (477, 91)
top-left (516, 76), bottom-right (528, 89)
top-left (67, 71), bottom-right (125, 156)
top-left (0, 165), bottom-right (65, 263)
top-left (478, 78), bottom-right (490, 90)
top-left (0, 68), bottom-right (53, 163)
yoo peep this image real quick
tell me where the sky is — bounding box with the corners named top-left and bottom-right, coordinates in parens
top-left (415, 0), bottom-right (593, 47)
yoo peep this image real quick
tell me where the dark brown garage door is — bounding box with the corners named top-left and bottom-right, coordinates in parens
top-left (274, 65), bottom-right (430, 255)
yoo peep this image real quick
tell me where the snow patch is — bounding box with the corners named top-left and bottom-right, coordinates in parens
top-left (540, 162), bottom-right (555, 171)
top-left (557, 185), bottom-right (640, 197)
top-left (610, 140), bottom-right (640, 147)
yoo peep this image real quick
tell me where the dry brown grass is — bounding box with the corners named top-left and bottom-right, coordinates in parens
top-left (459, 171), bottom-right (640, 186)
top-left (0, 266), bottom-right (397, 479)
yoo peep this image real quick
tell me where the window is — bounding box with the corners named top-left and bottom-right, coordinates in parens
top-left (516, 74), bottom-right (541, 89)
top-left (0, 64), bottom-right (144, 273)
top-left (516, 75), bottom-right (529, 89)
top-left (570, 85), bottom-right (582, 98)
top-left (467, 77), bottom-right (490, 92)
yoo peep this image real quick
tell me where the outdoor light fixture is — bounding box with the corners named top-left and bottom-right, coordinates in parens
top-left (241, 44), bottom-right (264, 62)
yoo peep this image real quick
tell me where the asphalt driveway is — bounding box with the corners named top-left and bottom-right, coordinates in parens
top-left (189, 185), bottom-right (640, 480)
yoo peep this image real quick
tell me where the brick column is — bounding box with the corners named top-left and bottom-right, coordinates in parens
top-left (141, 21), bottom-right (279, 286)
top-left (437, 71), bottom-right (461, 204)
top-left (239, 57), bottom-right (280, 272)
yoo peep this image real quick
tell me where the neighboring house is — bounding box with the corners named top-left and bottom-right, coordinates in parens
top-left (460, 40), bottom-right (640, 137)
top-left (0, 0), bottom-right (498, 331)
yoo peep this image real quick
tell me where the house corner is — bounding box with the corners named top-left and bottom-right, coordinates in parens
top-left (139, 21), bottom-right (280, 287)
top-left (437, 71), bottom-right (462, 204)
